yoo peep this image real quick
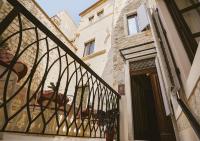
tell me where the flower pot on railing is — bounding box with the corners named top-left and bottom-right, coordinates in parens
top-left (33, 82), bottom-right (70, 109)
top-left (29, 82), bottom-right (72, 133)
top-left (105, 128), bottom-right (115, 141)
top-left (0, 48), bottom-right (27, 129)
top-left (76, 105), bottom-right (93, 120)
top-left (35, 90), bottom-right (70, 108)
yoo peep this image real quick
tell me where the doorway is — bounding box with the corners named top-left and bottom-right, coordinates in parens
top-left (131, 68), bottom-right (176, 141)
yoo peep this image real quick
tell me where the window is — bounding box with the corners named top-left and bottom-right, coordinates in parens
top-left (83, 40), bottom-right (95, 56)
top-left (127, 14), bottom-right (139, 35)
top-left (88, 16), bottom-right (94, 22)
top-left (97, 10), bottom-right (104, 17)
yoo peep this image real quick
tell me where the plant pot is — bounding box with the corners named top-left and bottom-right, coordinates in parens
top-left (105, 128), bottom-right (115, 141)
top-left (0, 50), bottom-right (28, 82)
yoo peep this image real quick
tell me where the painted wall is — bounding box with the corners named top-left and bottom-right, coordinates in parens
top-left (75, 0), bottom-right (114, 85)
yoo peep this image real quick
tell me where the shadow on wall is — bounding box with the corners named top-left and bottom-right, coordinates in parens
top-left (101, 45), bottom-right (114, 87)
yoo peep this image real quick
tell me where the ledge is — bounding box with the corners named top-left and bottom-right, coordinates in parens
top-left (79, 0), bottom-right (107, 17)
top-left (81, 49), bottom-right (106, 61)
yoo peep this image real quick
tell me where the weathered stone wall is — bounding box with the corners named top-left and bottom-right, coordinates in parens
top-left (18, 0), bottom-right (76, 51)
top-left (0, 0), bottom-right (76, 90)
top-left (112, 0), bottom-right (153, 90)
top-left (0, 0), bottom-right (80, 137)
top-left (110, 0), bottom-right (154, 140)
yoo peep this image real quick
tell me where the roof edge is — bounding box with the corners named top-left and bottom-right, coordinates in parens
top-left (79, 0), bottom-right (107, 17)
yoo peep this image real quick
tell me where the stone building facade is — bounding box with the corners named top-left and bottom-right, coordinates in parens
top-left (0, 0), bottom-right (200, 141)
top-left (110, 0), bottom-right (200, 141)
top-left (0, 0), bottom-right (81, 139)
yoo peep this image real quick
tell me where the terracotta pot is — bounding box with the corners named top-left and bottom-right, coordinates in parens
top-left (105, 129), bottom-right (115, 141)
top-left (36, 90), bottom-right (70, 107)
top-left (0, 49), bottom-right (28, 82)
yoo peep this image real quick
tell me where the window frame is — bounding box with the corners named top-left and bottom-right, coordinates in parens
top-left (88, 15), bottom-right (94, 22)
top-left (83, 39), bottom-right (95, 57)
top-left (97, 9), bottom-right (104, 17)
top-left (125, 12), bottom-right (139, 36)
top-left (127, 14), bottom-right (139, 35)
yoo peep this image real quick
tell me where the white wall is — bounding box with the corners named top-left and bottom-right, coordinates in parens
top-left (76, 0), bottom-right (114, 78)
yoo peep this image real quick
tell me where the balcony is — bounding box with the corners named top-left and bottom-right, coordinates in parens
top-left (0, 0), bottom-right (120, 140)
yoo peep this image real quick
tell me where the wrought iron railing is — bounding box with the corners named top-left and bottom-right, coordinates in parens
top-left (0, 0), bottom-right (120, 140)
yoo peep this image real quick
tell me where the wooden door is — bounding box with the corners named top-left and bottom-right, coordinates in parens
top-left (131, 74), bottom-right (160, 141)
top-left (131, 70), bottom-right (176, 141)
top-left (150, 73), bottom-right (176, 141)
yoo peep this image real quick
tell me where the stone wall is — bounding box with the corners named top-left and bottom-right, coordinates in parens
top-left (112, 0), bottom-right (153, 90)
top-left (111, 0), bottom-right (154, 140)
top-left (18, 0), bottom-right (76, 51)
top-left (0, 0), bottom-right (76, 90)
top-left (0, 0), bottom-right (84, 139)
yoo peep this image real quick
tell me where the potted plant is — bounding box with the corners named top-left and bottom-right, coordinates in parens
top-left (34, 82), bottom-right (70, 110)
top-left (105, 127), bottom-right (115, 141)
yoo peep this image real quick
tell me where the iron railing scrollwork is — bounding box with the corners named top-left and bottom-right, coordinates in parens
top-left (0, 0), bottom-right (120, 140)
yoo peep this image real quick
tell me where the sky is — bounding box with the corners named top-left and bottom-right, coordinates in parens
top-left (36, 0), bottom-right (98, 24)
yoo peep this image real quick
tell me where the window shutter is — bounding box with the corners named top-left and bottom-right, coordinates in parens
top-left (137, 4), bottom-right (149, 31)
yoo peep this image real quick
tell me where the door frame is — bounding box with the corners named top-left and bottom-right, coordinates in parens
top-left (124, 59), bottom-right (180, 141)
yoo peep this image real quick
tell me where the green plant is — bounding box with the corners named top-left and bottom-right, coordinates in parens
top-left (47, 82), bottom-right (57, 92)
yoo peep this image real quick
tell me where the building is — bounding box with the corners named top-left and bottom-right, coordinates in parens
top-left (51, 11), bottom-right (78, 44)
top-left (0, 0), bottom-right (200, 141)
top-left (110, 0), bottom-right (200, 141)
top-left (76, 0), bottom-right (200, 140)
top-left (75, 0), bottom-right (114, 85)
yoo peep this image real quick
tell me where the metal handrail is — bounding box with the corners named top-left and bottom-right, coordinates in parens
top-left (0, 0), bottom-right (120, 139)
top-left (176, 92), bottom-right (200, 139)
